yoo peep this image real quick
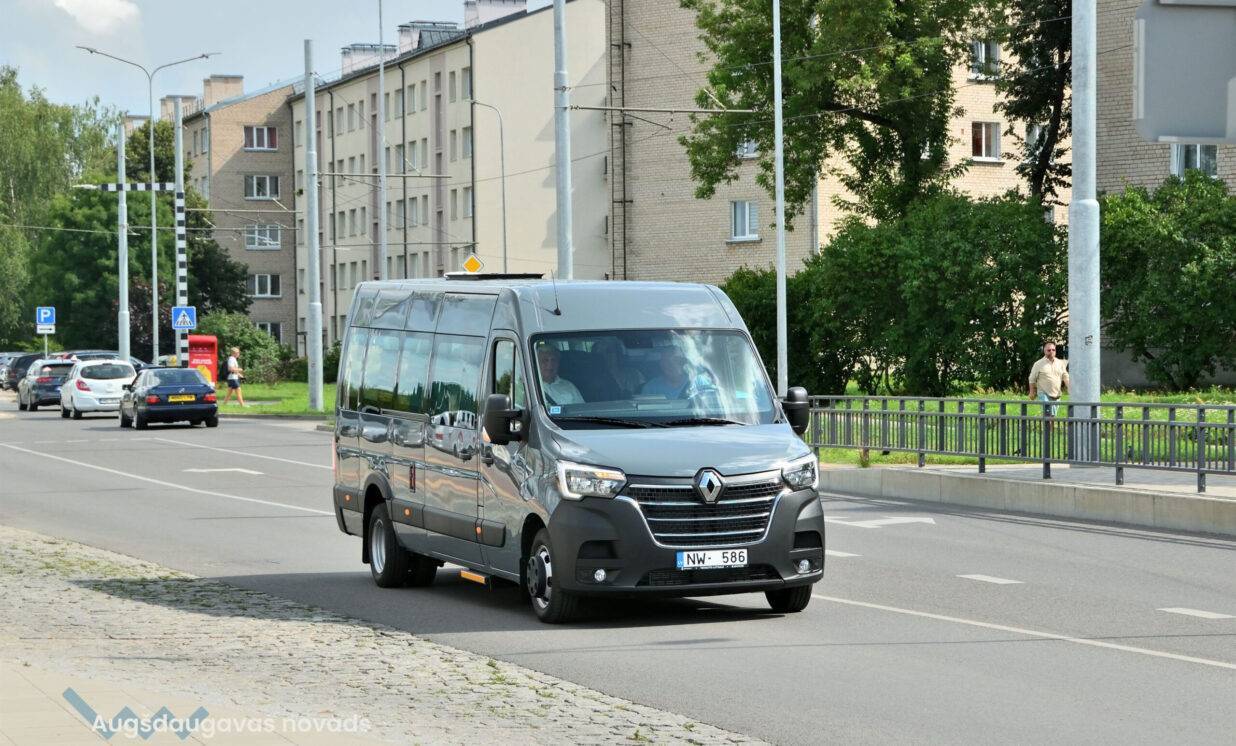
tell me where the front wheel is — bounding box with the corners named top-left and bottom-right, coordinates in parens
top-left (526, 528), bottom-right (582, 624)
top-left (766, 585), bottom-right (813, 613)
top-left (368, 503), bottom-right (409, 587)
top-left (134, 412), bottom-right (148, 430)
top-left (119, 409), bottom-right (132, 428)
top-left (28, 401), bottom-right (37, 412)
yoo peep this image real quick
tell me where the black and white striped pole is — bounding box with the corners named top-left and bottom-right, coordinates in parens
top-left (173, 98), bottom-right (189, 366)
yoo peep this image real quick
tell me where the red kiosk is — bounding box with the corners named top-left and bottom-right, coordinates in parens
top-left (187, 334), bottom-right (219, 385)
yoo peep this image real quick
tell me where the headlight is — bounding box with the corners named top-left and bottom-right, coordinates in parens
top-left (782, 453), bottom-right (818, 490)
top-left (556, 460), bottom-right (626, 500)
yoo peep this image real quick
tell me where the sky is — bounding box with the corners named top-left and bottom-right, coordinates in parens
top-left (3, 0), bottom-right (551, 114)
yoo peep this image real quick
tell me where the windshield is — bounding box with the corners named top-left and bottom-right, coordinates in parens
top-left (531, 329), bottom-right (778, 427)
top-left (148, 369), bottom-right (206, 386)
top-left (83, 363), bottom-right (135, 380)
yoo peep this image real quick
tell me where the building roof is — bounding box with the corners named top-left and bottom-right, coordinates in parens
top-left (183, 79), bottom-right (298, 123)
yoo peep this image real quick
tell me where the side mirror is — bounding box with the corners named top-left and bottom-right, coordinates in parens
top-left (483, 393), bottom-right (524, 446)
top-left (781, 386), bottom-right (810, 436)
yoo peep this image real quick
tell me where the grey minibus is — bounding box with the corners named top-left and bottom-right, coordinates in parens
top-left (333, 276), bottom-right (824, 622)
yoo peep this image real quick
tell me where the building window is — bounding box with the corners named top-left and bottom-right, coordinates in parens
top-left (347, 104), bottom-right (356, 131)
top-left (383, 92), bottom-right (390, 121)
top-left (970, 40), bottom-right (1000, 78)
top-left (1170, 144), bottom-right (1218, 177)
top-left (247, 274), bottom-right (281, 298)
top-left (360, 206), bottom-right (366, 235)
top-left (450, 129), bottom-right (458, 161)
top-left (385, 201), bottom-right (392, 230)
top-left (359, 99), bottom-right (365, 122)
top-left (394, 144), bottom-right (404, 173)
top-left (385, 146), bottom-right (391, 174)
top-left (407, 85), bottom-right (415, 114)
top-left (463, 186), bottom-right (473, 218)
top-left (461, 67), bottom-right (472, 99)
top-left (298, 269), bottom-right (305, 294)
top-left (1025, 123), bottom-right (1045, 162)
top-left (347, 156), bottom-right (355, 174)
top-left (244, 174), bottom-right (280, 199)
top-left (349, 209), bottom-right (357, 236)
top-left (408, 196), bottom-right (419, 227)
top-left (450, 188), bottom-right (458, 220)
top-left (971, 122), bottom-right (1001, 161)
top-left (395, 199), bottom-right (404, 229)
top-left (255, 322), bottom-right (282, 342)
top-left (462, 126), bottom-right (472, 159)
top-left (244, 224), bottom-right (281, 250)
top-left (296, 169), bottom-right (304, 190)
top-left (200, 128), bottom-right (209, 153)
top-left (192, 130), bottom-right (199, 154)
top-left (421, 194), bottom-right (429, 224)
top-left (420, 81), bottom-right (427, 110)
top-left (736, 139), bottom-right (758, 159)
top-left (434, 72), bottom-right (441, 92)
top-left (295, 120), bottom-right (303, 147)
top-left (730, 200), bottom-right (758, 241)
top-left (449, 70), bottom-right (457, 102)
top-left (243, 125), bottom-right (277, 150)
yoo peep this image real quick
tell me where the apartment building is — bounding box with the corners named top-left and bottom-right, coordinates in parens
top-left (290, 0), bottom-right (609, 353)
top-left (1096, 0), bottom-right (1235, 193)
top-left (606, 0), bottom-right (1071, 285)
top-left (181, 75), bottom-right (298, 345)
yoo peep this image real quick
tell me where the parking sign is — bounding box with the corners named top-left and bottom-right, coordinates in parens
top-left (36, 306), bottom-right (55, 325)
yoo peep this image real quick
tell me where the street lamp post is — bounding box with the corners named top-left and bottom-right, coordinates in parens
top-left (77, 47), bottom-right (217, 362)
top-left (473, 101), bottom-right (508, 273)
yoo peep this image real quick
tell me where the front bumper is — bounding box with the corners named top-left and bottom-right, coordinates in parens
top-left (547, 487), bottom-right (824, 597)
top-left (143, 403), bottom-right (217, 422)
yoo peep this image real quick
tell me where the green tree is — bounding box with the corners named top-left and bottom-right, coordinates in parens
top-left (1101, 172), bottom-right (1236, 390)
top-left (196, 312), bottom-right (283, 384)
top-left (993, 0), bottom-right (1072, 201)
top-left (678, 0), bottom-right (980, 224)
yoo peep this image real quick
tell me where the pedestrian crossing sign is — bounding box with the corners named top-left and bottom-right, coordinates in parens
top-left (462, 254), bottom-right (484, 273)
top-left (171, 306), bottom-right (197, 330)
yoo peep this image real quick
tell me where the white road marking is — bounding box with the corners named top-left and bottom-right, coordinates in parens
top-left (153, 437), bottom-right (332, 470)
top-left (1158, 607), bottom-right (1234, 620)
top-left (184, 467), bottom-right (264, 476)
top-left (825, 516), bottom-right (936, 528)
top-left (825, 550), bottom-right (861, 558)
top-left (813, 594), bottom-right (1236, 671)
top-left (0, 443), bottom-right (332, 516)
top-left (958, 574), bottom-right (1024, 585)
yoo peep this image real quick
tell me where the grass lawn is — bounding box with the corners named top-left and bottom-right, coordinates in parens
top-left (216, 380), bottom-right (335, 418)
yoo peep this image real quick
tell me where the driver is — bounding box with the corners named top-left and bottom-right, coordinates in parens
top-left (536, 344), bottom-right (584, 406)
top-left (640, 347), bottom-right (691, 399)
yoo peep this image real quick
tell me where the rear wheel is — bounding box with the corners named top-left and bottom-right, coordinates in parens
top-left (765, 585), bottom-right (813, 614)
top-left (526, 528), bottom-right (582, 624)
top-left (72, 404), bottom-right (83, 420)
top-left (60, 404), bottom-right (70, 419)
top-left (205, 416), bottom-right (219, 428)
top-left (368, 503), bottom-right (409, 588)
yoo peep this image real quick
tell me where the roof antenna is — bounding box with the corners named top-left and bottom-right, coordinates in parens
top-left (549, 271), bottom-right (562, 316)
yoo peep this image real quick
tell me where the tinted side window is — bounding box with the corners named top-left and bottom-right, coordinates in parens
top-left (428, 335), bottom-right (484, 417)
top-left (492, 339), bottom-right (526, 408)
top-left (394, 332), bottom-right (432, 414)
top-left (360, 330), bottom-right (401, 410)
top-left (340, 327), bottom-right (370, 411)
top-left (371, 290), bottom-right (411, 329)
top-left (350, 286), bottom-right (379, 327)
top-left (436, 293), bottom-right (496, 336)
top-left (405, 291), bottom-right (441, 332)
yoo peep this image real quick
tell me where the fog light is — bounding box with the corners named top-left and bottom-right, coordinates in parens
top-left (797, 559), bottom-right (811, 574)
top-left (593, 568), bottom-right (607, 583)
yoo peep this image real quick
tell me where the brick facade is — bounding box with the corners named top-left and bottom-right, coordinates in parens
top-left (183, 84), bottom-right (298, 347)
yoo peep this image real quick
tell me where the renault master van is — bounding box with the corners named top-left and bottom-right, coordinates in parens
top-left (333, 276), bottom-right (823, 623)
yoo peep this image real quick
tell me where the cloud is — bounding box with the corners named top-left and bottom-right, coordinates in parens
top-left (52, 0), bottom-right (140, 36)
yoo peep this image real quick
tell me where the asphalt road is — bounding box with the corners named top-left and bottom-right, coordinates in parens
top-left (2, 396), bottom-right (1234, 744)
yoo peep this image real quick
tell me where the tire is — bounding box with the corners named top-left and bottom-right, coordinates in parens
top-left (189, 419), bottom-right (202, 426)
top-left (526, 528), bottom-right (582, 624)
top-left (205, 416), bottom-right (219, 428)
top-left (28, 401), bottom-right (37, 412)
top-left (405, 554), bottom-right (438, 587)
top-left (765, 585), bottom-right (813, 614)
top-left (60, 405), bottom-right (70, 419)
top-left (72, 405), bottom-right (83, 420)
top-left (17, 397), bottom-right (26, 411)
top-left (120, 410), bottom-right (132, 428)
top-left (367, 503), bottom-right (409, 588)
top-left (134, 412), bottom-right (148, 430)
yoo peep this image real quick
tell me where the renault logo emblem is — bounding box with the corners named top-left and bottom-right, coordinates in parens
top-left (695, 469), bottom-right (724, 503)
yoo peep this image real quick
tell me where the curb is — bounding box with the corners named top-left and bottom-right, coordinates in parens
top-left (819, 466), bottom-right (1236, 538)
top-left (218, 412), bottom-right (331, 421)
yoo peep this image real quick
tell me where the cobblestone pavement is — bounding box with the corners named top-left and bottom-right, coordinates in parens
top-left (0, 525), bottom-right (761, 745)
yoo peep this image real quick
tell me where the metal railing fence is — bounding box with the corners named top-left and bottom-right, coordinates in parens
top-left (808, 396), bottom-right (1236, 493)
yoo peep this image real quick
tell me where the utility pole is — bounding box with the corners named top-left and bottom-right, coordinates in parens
top-left (148, 79), bottom-right (159, 362)
top-left (305, 40), bottom-right (324, 412)
top-left (1069, 0), bottom-right (1100, 445)
top-left (173, 98), bottom-right (187, 365)
top-left (116, 121), bottom-right (130, 362)
top-left (474, 101), bottom-right (508, 272)
top-left (553, 0), bottom-right (573, 278)
top-left (772, 0), bottom-right (788, 396)
top-left (376, 0), bottom-right (388, 280)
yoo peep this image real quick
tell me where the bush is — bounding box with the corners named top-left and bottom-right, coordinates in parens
top-left (722, 193), bottom-right (1067, 396)
top-left (1101, 172), bottom-right (1236, 390)
top-left (279, 342), bottom-right (341, 385)
top-left (196, 312), bottom-right (283, 385)
top-left (324, 340), bottom-right (341, 383)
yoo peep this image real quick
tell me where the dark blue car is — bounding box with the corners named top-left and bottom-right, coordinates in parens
top-left (120, 367), bottom-right (218, 429)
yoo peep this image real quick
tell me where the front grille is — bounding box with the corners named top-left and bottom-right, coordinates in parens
top-left (638, 564), bottom-right (780, 587)
top-left (624, 474), bottom-right (784, 547)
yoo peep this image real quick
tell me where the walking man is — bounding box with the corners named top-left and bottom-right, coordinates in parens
top-left (221, 346), bottom-right (245, 407)
top-left (1029, 342), bottom-right (1069, 414)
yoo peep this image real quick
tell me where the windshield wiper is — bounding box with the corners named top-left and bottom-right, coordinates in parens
top-left (551, 416), bottom-right (669, 429)
top-left (661, 417), bottom-right (747, 427)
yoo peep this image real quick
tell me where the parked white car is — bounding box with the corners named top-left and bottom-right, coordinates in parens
top-left (59, 359), bottom-right (137, 419)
